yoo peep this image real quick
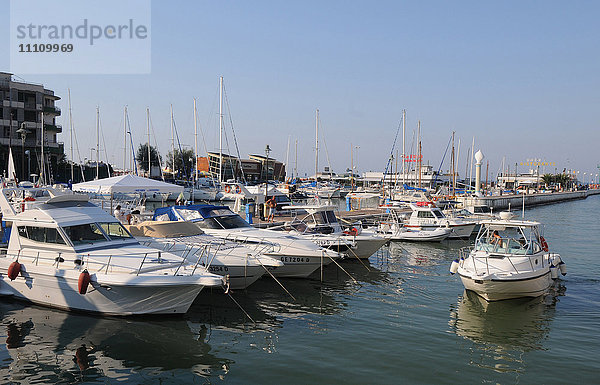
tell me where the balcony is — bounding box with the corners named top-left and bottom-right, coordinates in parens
top-left (43, 105), bottom-right (61, 115)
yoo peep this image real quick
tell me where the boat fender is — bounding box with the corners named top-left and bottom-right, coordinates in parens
top-left (558, 261), bottom-right (567, 276)
top-left (540, 236), bottom-right (549, 252)
top-left (550, 265), bottom-right (559, 279)
top-left (450, 259), bottom-right (459, 274)
top-left (551, 254), bottom-right (561, 267)
top-left (7, 261), bottom-right (22, 280)
top-left (78, 270), bottom-right (91, 294)
top-left (459, 256), bottom-right (465, 266)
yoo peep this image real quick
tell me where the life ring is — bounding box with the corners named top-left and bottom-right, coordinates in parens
top-left (540, 236), bottom-right (549, 252)
top-left (432, 196), bottom-right (438, 201)
top-left (224, 185), bottom-right (231, 193)
top-left (235, 185), bottom-right (242, 194)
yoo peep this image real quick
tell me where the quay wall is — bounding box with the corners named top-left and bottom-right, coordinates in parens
top-left (459, 189), bottom-right (600, 211)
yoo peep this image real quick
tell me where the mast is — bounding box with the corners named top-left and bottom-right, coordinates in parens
top-left (401, 109), bottom-right (406, 187)
top-left (315, 108), bottom-right (319, 181)
top-left (469, 136), bottom-right (475, 191)
top-left (285, 135), bottom-right (290, 180)
top-left (194, 98), bottom-right (198, 183)
top-left (170, 104), bottom-right (175, 179)
top-left (96, 106), bottom-right (99, 180)
top-left (40, 111), bottom-right (45, 185)
top-left (147, 107), bottom-right (151, 177)
top-left (68, 89), bottom-right (74, 181)
top-left (418, 120), bottom-right (422, 189)
top-left (123, 106), bottom-right (127, 174)
top-left (294, 139), bottom-right (298, 180)
top-left (219, 76), bottom-right (223, 183)
top-left (451, 132), bottom-right (455, 197)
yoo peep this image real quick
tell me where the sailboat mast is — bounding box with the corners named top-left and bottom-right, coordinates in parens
top-left (219, 76), bottom-right (223, 183)
top-left (402, 109), bottom-right (406, 186)
top-left (469, 136), bottom-right (475, 190)
top-left (68, 89), bottom-right (74, 182)
top-left (294, 139), bottom-right (298, 180)
top-left (418, 120), bottom-right (422, 189)
top-left (123, 106), bottom-right (127, 174)
top-left (451, 132), bottom-right (455, 197)
top-left (170, 104), bottom-right (175, 179)
top-left (147, 107), bottom-right (151, 177)
top-left (40, 111), bottom-right (45, 185)
top-left (285, 135), bottom-right (290, 180)
top-left (96, 106), bottom-right (99, 180)
top-left (194, 98), bottom-right (198, 183)
top-left (315, 109), bottom-right (319, 181)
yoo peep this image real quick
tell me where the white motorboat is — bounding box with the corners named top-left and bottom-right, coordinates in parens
top-left (0, 188), bottom-right (224, 315)
top-left (282, 204), bottom-right (388, 259)
top-left (377, 208), bottom-right (451, 242)
top-left (126, 220), bottom-right (284, 290)
top-left (403, 202), bottom-right (476, 239)
top-left (451, 216), bottom-right (566, 301)
top-left (152, 205), bottom-right (341, 278)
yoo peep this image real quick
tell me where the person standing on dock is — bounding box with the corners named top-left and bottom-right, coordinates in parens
top-left (267, 196), bottom-right (277, 222)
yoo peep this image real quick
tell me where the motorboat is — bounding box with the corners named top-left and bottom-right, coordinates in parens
top-left (403, 202), bottom-right (476, 239)
top-left (281, 204), bottom-right (388, 259)
top-left (450, 215), bottom-right (566, 301)
top-left (0, 187), bottom-right (224, 315)
top-left (125, 220), bottom-right (284, 290)
top-left (152, 205), bottom-right (341, 278)
top-left (377, 207), bottom-right (451, 242)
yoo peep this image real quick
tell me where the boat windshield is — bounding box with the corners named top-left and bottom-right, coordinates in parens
top-left (475, 226), bottom-right (540, 255)
top-left (175, 208), bottom-right (204, 222)
top-left (196, 215), bottom-right (251, 230)
top-left (63, 223), bottom-right (108, 246)
top-left (98, 222), bottom-right (133, 240)
top-left (312, 211), bottom-right (338, 225)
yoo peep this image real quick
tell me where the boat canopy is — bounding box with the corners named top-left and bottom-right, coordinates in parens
top-left (72, 175), bottom-right (184, 195)
top-left (126, 221), bottom-right (204, 238)
top-left (153, 204), bottom-right (235, 222)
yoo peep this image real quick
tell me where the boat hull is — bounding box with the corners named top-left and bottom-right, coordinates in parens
top-left (0, 267), bottom-right (208, 315)
top-left (458, 270), bottom-right (553, 301)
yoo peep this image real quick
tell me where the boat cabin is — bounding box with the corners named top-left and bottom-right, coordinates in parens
top-left (153, 204), bottom-right (252, 230)
top-left (474, 220), bottom-right (545, 256)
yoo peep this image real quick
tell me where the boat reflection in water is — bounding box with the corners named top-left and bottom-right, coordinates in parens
top-left (0, 301), bottom-right (233, 383)
top-left (449, 287), bottom-right (565, 373)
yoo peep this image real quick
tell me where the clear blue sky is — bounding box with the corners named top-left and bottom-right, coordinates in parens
top-left (2, 0), bottom-right (599, 179)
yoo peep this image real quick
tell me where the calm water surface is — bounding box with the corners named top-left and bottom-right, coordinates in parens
top-left (1, 196), bottom-right (599, 384)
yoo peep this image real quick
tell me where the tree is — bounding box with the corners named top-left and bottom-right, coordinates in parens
top-left (136, 144), bottom-right (162, 173)
top-left (166, 148), bottom-right (195, 179)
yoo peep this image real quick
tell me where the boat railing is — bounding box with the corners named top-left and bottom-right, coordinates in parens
top-left (459, 241), bottom-right (544, 276)
top-left (3, 248), bottom-right (202, 276)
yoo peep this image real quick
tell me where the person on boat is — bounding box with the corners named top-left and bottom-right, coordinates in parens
top-left (113, 205), bottom-right (126, 223)
top-left (266, 196), bottom-right (277, 222)
top-left (490, 230), bottom-right (502, 245)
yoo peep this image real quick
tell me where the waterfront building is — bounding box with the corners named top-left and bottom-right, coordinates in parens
top-left (198, 152), bottom-right (286, 182)
top-left (0, 72), bottom-right (64, 182)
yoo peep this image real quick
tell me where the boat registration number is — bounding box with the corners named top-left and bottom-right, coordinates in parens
top-left (280, 257), bottom-right (311, 263)
top-left (207, 266), bottom-right (229, 272)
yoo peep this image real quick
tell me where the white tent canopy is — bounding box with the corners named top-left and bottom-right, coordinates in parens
top-left (72, 175), bottom-right (184, 195)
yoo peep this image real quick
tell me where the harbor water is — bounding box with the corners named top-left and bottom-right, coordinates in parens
top-left (0, 196), bottom-right (599, 384)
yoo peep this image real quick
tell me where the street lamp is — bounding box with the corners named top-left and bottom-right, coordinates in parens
top-left (24, 150), bottom-right (30, 182)
top-left (16, 123), bottom-right (28, 182)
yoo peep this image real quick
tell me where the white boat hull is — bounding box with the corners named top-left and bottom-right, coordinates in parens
top-left (459, 270), bottom-right (553, 301)
top-left (390, 228), bottom-right (451, 242)
top-left (0, 265), bottom-right (212, 315)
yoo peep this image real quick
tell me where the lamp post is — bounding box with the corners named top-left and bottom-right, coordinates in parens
top-left (16, 124), bottom-right (28, 182)
top-left (24, 150), bottom-right (30, 181)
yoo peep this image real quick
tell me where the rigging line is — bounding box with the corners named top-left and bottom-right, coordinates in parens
top-left (193, 101), bottom-right (216, 187)
top-left (432, 133), bottom-right (453, 189)
top-left (125, 111), bottom-right (138, 175)
top-left (171, 116), bottom-right (189, 179)
top-left (148, 111), bottom-right (165, 180)
top-left (319, 115), bottom-right (334, 180)
top-left (381, 115), bottom-right (404, 186)
top-left (69, 111), bottom-right (86, 182)
top-left (223, 86), bottom-right (246, 183)
top-left (98, 113), bottom-right (111, 177)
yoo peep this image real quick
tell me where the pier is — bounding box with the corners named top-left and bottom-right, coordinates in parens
top-left (458, 189), bottom-right (600, 211)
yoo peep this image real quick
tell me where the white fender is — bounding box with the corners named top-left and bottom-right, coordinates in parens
top-left (450, 259), bottom-right (459, 274)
